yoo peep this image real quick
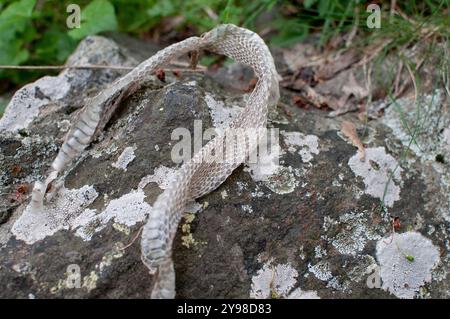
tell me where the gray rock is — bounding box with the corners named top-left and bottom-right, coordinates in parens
top-left (0, 34), bottom-right (448, 299)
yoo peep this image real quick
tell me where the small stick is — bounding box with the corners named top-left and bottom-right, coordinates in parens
top-left (0, 64), bottom-right (134, 70)
top-left (0, 64), bottom-right (206, 72)
top-left (119, 226), bottom-right (144, 251)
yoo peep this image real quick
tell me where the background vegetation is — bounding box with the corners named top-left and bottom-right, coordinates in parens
top-left (0, 0), bottom-right (448, 119)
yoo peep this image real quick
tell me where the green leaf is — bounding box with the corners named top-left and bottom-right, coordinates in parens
top-left (0, 0), bottom-right (36, 43)
top-left (405, 255), bottom-right (415, 262)
top-left (147, 1), bottom-right (176, 18)
top-left (0, 0), bottom-right (35, 66)
top-left (0, 38), bottom-right (29, 65)
top-left (219, 0), bottom-right (234, 23)
top-left (271, 20), bottom-right (309, 47)
top-left (0, 99), bottom-right (8, 118)
top-left (36, 30), bottom-right (77, 63)
top-left (303, 0), bottom-right (317, 9)
top-left (68, 0), bottom-right (118, 40)
top-left (0, 0), bottom-right (36, 26)
top-left (318, 0), bottom-right (330, 17)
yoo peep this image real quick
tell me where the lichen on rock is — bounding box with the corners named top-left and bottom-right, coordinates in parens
top-left (0, 33), bottom-right (448, 299)
top-left (376, 231), bottom-right (440, 299)
top-left (348, 147), bottom-right (403, 207)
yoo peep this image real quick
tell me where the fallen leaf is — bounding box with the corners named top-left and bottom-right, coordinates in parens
top-left (342, 72), bottom-right (368, 100)
top-left (303, 85), bottom-right (328, 108)
top-left (315, 49), bottom-right (360, 81)
top-left (282, 43), bottom-right (321, 72)
top-left (292, 95), bottom-right (309, 109)
top-left (341, 120), bottom-right (365, 161)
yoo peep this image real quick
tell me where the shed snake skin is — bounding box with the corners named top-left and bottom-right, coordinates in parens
top-left (29, 24), bottom-right (280, 298)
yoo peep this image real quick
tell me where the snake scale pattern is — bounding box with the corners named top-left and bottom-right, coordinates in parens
top-left (29, 24), bottom-right (280, 298)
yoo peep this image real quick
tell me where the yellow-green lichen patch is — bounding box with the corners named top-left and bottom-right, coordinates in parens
top-left (50, 243), bottom-right (125, 294)
top-left (112, 223), bottom-right (131, 236)
top-left (82, 271), bottom-right (99, 292)
top-left (180, 213), bottom-right (206, 249)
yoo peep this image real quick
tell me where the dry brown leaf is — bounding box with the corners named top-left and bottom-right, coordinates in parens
top-left (315, 49), bottom-right (360, 81)
top-left (282, 43), bottom-right (321, 72)
top-left (304, 85), bottom-right (328, 109)
top-left (341, 120), bottom-right (365, 161)
top-left (292, 95), bottom-right (309, 109)
top-left (342, 72), bottom-right (369, 99)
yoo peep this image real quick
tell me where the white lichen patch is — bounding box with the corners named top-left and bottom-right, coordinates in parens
top-left (308, 261), bottom-right (333, 282)
top-left (184, 80), bottom-right (197, 87)
top-left (90, 142), bottom-right (118, 159)
top-left (12, 185), bottom-right (98, 244)
top-left (250, 184), bottom-right (270, 198)
top-left (205, 93), bottom-right (242, 129)
top-left (111, 146), bottom-right (136, 171)
top-left (382, 90), bottom-right (449, 219)
top-left (382, 90), bottom-right (448, 162)
top-left (347, 255), bottom-right (379, 283)
top-left (263, 166), bottom-right (299, 195)
top-left (241, 204), bottom-right (254, 214)
top-left (287, 288), bottom-right (320, 299)
top-left (442, 127), bottom-right (450, 153)
top-left (314, 246), bottom-right (327, 259)
top-left (281, 131), bottom-right (320, 163)
top-left (243, 131), bottom-right (320, 195)
top-left (348, 147), bottom-right (402, 207)
top-left (57, 119), bottom-right (71, 132)
top-left (0, 76), bottom-right (70, 132)
top-left (243, 134), bottom-right (305, 195)
top-left (250, 261), bottom-right (302, 299)
top-left (244, 142), bottom-right (282, 182)
top-left (329, 211), bottom-right (381, 256)
top-left (376, 231), bottom-right (440, 299)
top-left (220, 190), bottom-right (228, 199)
top-left (12, 261), bottom-right (36, 281)
top-left (73, 189), bottom-right (151, 241)
top-left (13, 180), bottom-right (153, 243)
top-left (138, 165), bottom-right (177, 190)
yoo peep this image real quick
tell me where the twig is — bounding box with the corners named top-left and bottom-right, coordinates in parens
top-left (355, 39), bottom-right (391, 67)
top-left (203, 7), bottom-right (218, 20)
top-left (0, 63), bottom-right (207, 72)
top-left (390, 0), bottom-right (397, 20)
top-left (393, 60), bottom-right (404, 96)
top-left (383, 217), bottom-right (396, 245)
top-left (404, 60), bottom-right (418, 103)
top-left (119, 226), bottom-right (144, 250)
top-left (345, 5), bottom-right (360, 48)
top-left (0, 64), bottom-right (133, 70)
